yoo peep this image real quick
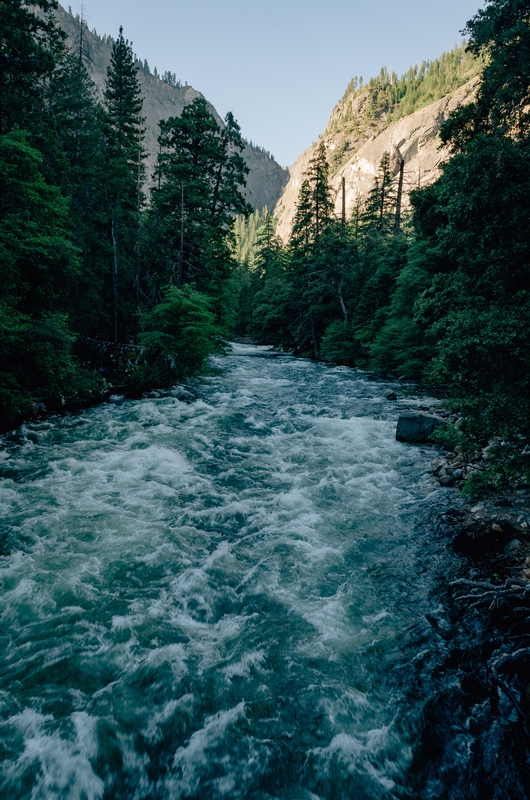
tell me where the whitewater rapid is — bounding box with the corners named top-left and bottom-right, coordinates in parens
top-left (0, 345), bottom-right (463, 799)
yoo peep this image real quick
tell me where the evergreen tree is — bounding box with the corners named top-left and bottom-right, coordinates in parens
top-left (290, 142), bottom-right (334, 250)
top-left (148, 98), bottom-right (251, 321)
top-left (361, 152), bottom-right (396, 232)
top-left (41, 53), bottom-right (107, 337)
top-left (103, 27), bottom-right (146, 343)
top-left (0, 129), bottom-right (81, 421)
top-left (288, 142), bottom-right (335, 357)
top-left (0, 0), bottom-right (65, 135)
top-left (406, 0), bottom-right (530, 448)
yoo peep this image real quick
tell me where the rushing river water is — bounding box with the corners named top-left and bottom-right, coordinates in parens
top-left (0, 345), bottom-right (523, 799)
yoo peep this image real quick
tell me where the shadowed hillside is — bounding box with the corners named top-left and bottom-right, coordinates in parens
top-left (56, 5), bottom-right (289, 211)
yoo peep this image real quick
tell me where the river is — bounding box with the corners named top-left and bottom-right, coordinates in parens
top-left (0, 345), bottom-right (522, 799)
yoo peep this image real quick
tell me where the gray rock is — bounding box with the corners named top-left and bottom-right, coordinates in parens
top-left (431, 457), bottom-right (446, 474)
top-left (384, 390), bottom-right (397, 401)
top-left (494, 497), bottom-right (512, 507)
top-left (30, 402), bottom-right (47, 417)
top-left (396, 412), bottom-right (445, 444)
top-left (453, 469), bottom-right (463, 479)
top-left (438, 475), bottom-right (454, 487)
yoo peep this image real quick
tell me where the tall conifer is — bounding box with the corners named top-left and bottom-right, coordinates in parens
top-left (103, 27), bottom-right (145, 343)
top-left (148, 98), bottom-right (251, 316)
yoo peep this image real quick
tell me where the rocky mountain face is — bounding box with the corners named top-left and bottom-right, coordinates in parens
top-left (55, 6), bottom-right (289, 211)
top-left (274, 77), bottom-right (479, 241)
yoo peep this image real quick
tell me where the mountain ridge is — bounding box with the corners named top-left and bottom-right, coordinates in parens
top-left (55, 5), bottom-right (289, 211)
top-left (274, 45), bottom-right (481, 239)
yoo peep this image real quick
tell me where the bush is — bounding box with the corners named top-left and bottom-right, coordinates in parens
top-left (137, 285), bottom-right (221, 387)
top-left (320, 320), bottom-right (356, 364)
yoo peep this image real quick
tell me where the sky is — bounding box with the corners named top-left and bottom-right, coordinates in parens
top-left (77, 0), bottom-right (484, 167)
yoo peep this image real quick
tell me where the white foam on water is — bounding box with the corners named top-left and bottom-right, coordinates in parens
top-left (3, 710), bottom-right (104, 800)
top-left (171, 702), bottom-right (247, 794)
top-left (0, 346), bottom-right (444, 797)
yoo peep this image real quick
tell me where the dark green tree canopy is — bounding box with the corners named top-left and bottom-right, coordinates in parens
top-left (149, 98), bottom-right (251, 298)
top-left (442, 0), bottom-right (530, 147)
top-left (290, 141), bottom-right (334, 252)
top-left (0, 0), bottom-right (66, 134)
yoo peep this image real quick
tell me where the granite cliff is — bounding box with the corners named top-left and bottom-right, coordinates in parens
top-left (274, 62), bottom-right (480, 240)
top-left (55, 6), bottom-right (289, 211)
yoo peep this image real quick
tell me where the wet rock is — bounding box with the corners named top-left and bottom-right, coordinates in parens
top-left (494, 497), bottom-right (512, 507)
top-left (174, 389), bottom-right (195, 403)
top-left (431, 457), bottom-right (447, 474)
top-left (396, 412), bottom-right (445, 444)
top-left (383, 390), bottom-right (397, 401)
top-left (29, 402), bottom-right (47, 418)
top-left (439, 475), bottom-right (454, 487)
top-left (504, 539), bottom-right (522, 554)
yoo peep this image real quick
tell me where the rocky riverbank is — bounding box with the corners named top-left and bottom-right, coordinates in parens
top-left (429, 445), bottom-right (530, 578)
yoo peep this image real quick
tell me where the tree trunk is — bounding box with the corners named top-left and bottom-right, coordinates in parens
top-left (393, 157), bottom-right (405, 236)
top-left (111, 204), bottom-right (119, 345)
top-left (309, 311), bottom-right (319, 360)
top-left (178, 182), bottom-right (184, 288)
top-left (338, 277), bottom-right (348, 324)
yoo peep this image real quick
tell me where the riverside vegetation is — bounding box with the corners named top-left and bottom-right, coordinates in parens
top-left (2, 0), bottom-right (530, 495)
top-left (233, 0), bottom-right (530, 495)
top-left (0, 0), bottom-right (251, 429)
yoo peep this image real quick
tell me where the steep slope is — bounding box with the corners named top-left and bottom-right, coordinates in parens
top-left (275, 47), bottom-right (481, 240)
top-left (55, 6), bottom-right (288, 211)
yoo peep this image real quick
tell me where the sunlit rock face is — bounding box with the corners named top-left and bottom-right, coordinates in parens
top-left (274, 78), bottom-right (479, 241)
top-left (54, 4), bottom-right (289, 211)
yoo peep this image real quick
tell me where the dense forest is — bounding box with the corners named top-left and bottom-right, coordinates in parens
top-left (0, 0), bottom-right (251, 429)
top-left (233, 0), bottom-right (530, 489)
top-left (1, 0), bottom-right (530, 489)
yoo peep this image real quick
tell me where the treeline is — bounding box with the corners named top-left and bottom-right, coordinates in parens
top-left (65, 6), bottom-right (185, 87)
top-left (235, 0), bottom-right (530, 486)
top-left (334, 42), bottom-right (482, 134)
top-left (1, 0), bottom-right (251, 427)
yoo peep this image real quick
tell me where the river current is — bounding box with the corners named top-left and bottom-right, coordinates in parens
top-left (0, 345), bottom-right (507, 799)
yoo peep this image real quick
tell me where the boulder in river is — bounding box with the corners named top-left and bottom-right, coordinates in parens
top-left (396, 412), bottom-right (445, 443)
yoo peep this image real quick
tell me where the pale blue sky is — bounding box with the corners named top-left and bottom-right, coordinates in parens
top-left (77, 0), bottom-right (483, 167)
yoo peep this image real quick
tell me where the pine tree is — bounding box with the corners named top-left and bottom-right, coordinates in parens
top-left (0, 129), bottom-right (82, 421)
top-left (288, 142), bottom-right (334, 358)
top-left (362, 152), bottom-right (396, 232)
top-left (291, 142), bottom-right (333, 251)
top-left (103, 27), bottom-right (146, 343)
top-left (0, 0), bottom-right (66, 135)
top-left (148, 98), bottom-right (251, 319)
top-left (45, 53), bottom-right (107, 337)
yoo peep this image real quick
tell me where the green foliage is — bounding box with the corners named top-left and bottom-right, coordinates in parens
top-left (103, 27), bottom-right (146, 344)
top-left (320, 321), bottom-right (356, 364)
top-left (0, 6), bottom-right (251, 427)
top-left (232, 207), bottom-right (271, 270)
top-left (0, 128), bottom-right (81, 311)
top-left (339, 42), bottom-right (481, 127)
top-left (460, 469), bottom-right (493, 500)
top-left (139, 285), bottom-right (220, 385)
top-left (147, 98), bottom-right (251, 322)
top-left (429, 422), bottom-right (464, 451)
top-left (0, 128), bottom-right (84, 424)
top-left (0, 0), bottom-right (66, 134)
